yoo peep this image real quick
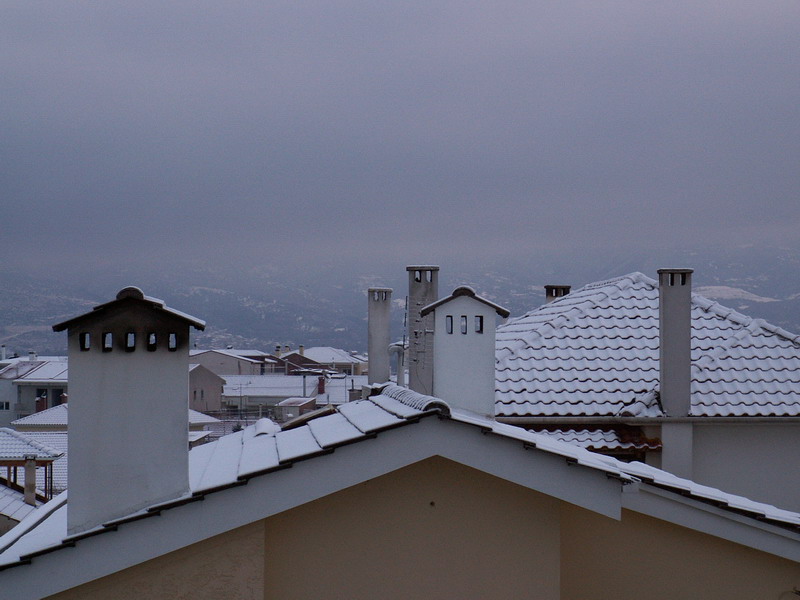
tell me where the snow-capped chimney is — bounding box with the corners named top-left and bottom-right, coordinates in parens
top-left (299, 345), bottom-right (305, 356)
top-left (658, 269), bottom-right (693, 417)
top-left (421, 286), bottom-right (509, 416)
top-left (53, 287), bottom-right (205, 535)
top-left (406, 266), bottom-right (439, 395)
top-left (544, 285), bottom-right (571, 303)
top-left (367, 287), bottom-right (392, 384)
top-left (27, 351), bottom-right (37, 362)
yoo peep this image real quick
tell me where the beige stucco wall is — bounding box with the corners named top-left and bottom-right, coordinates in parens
top-left (561, 504), bottom-right (799, 600)
top-left (42, 456), bottom-right (800, 600)
top-left (264, 456), bottom-right (562, 600)
top-left (46, 521), bottom-right (265, 600)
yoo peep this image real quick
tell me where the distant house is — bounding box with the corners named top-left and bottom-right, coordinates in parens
top-left (0, 357), bottom-right (68, 426)
top-left (495, 270), bottom-right (800, 511)
top-left (293, 346), bottom-right (367, 375)
top-left (188, 364), bottom-right (224, 412)
top-left (189, 349), bottom-right (276, 376)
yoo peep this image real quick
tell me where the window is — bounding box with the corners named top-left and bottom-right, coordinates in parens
top-left (475, 315), bottom-right (484, 333)
top-left (446, 315), bottom-right (453, 334)
top-left (0, 402), bottom-right (9, 411)
top-left (79, 332), bottom-right (91, 351)
top-left (125, 332), bottom-right (136, 352)
top-left (168, 333), bottom-right (178, 351)
top-left (103, 332), bottom-right (113, 352)
top-left (147, 332), bottom-right (157, 352)
top-left (460, 315), bottom-right (468, 334)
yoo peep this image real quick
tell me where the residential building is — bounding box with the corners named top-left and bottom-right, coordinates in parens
top-left (495, 270), bottom-right (800, 511)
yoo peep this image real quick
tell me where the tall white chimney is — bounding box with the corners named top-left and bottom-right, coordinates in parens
top-left (658, 268), bottom-right (694, 479)
top-left (406, 266), bottom-right (439, 395)
top-left (367, 287), bottom-right (392, 384)
top-left (421, 286), bottom-right (509, 416)
top-left (53, 287), bottom-right (205, 535)
top-left (658, 268), bottom-right (693, 417)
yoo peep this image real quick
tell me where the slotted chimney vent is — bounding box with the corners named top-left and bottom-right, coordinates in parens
top-left (544, 285), bottom-right (571, 303)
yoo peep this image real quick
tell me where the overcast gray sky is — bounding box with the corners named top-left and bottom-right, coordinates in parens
top-left (2, 2), bottom-right (799, 274)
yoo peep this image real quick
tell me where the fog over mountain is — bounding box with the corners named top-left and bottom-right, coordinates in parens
top-left (3, 244), bottom-right (799, 357)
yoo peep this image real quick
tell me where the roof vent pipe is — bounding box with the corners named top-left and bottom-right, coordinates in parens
top-left (406, 266), bottom-right (439, 395)
top-left (658, 269), bottom-right (693, 418)
top-left (544, 285), bottom-right (571, 303)
top-left (367, 288), bottom-right (392, 384)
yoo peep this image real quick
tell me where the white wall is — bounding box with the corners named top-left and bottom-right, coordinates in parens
top-left (692, 422), bottom-right (800, 512)
top-left (68, 302), bottom-right (190, 535)
top-left (432, 295), bottom-right (497, 416)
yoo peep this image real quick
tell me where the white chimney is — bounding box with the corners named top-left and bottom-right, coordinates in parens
top-left (53, 286), bottom-right (205, 535)
top-left (1, 345), bottom-right (6, 361)
top-left (658, 268), bottom-right (693, 417)
top-left (406, 266), bottom-right (439, 395)
top-left (367, 288), bottom-right (392, 384)
top-left (421, 286), bottom-right (510, 417)
top-left (544, 284), bottom-right (571, 303)
top-left (658, 268), bottom-right (694, 479)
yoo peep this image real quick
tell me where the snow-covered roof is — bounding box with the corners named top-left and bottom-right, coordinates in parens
top-left (12, 404), bottom-right (218, 428)
top-left (13, 432), bottom-right (68, 494)
top-left (0, 384), bottom-right (798, 592)
top-left (52, 287), bottom-right (205, 332)
top-left (223, 374), bottom-right (368, 401)
top-left (0, 429), bottom-right (62, 461)
top-left (190, 349), bottom-right (274, 364)
top-left (11, 360), bottom-right (68, 384)
top-left (534, 429), bottom-right (661, 451)
top-left (11, 405), bottom-right (68, 428)
top-left (421, 285), bottom-right (510, 318)
top-left (297, 347), bottom-right (366, 365)
top-left (496, 272), bottom-right (800, 418)
top-left (0, 486), bottom-right (39, 523)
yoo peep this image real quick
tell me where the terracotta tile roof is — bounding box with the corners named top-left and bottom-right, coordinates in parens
top-left (496, 272), bottom-right (800, 418)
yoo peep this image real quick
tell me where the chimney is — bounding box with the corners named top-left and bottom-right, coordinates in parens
top-left (23, 454), bottom-right (36, 506)
top-left (53, 286), bottom-right (205, 535)
top-left (318, 375), bottom-right (325, 395)
top-left (299, 345), bottom-right (305, 356)
top-left (275, 344), bottom-right (282, 357)
top-left (389, 342), bottom-right (406, 387)
top-left (406, 266), bottom-right (439, 395)
top-left (28, 351), bottom-right (37, 362)
top-left (544, 285), bottom-right (571, 303)
top-left (1, 345), bottom-right (6, 361)
top-left (658, 269), bottom-right (693, 417)
top-left (284, 344), bottom-right (291, 354)
top-left (421, 286), bottom-right (509, 416)
top-left (367, 287), bottom-right (392, 384)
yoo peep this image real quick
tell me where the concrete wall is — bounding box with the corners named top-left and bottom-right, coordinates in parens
top-left (561, 504), bottom-right (799, 600)
top-left (692, 422), bottom-right (800, 512)
top-left (432, 295), bottom-right (497, 416)
top-left (46, 522), bottom-right (264, 600)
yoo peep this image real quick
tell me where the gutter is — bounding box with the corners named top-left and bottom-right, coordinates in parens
top-left (496, 416), bottom-right (800, 425)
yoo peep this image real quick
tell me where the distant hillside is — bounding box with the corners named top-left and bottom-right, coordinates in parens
top-left (2, 246), bottom-right (799, 356)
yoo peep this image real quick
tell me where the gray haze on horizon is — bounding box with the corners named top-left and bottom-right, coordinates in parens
top-left (3, 2), bottom-right (799, 275)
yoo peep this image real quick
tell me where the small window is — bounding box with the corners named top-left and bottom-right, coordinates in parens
top-left (475, 315), bottom-right (484, 333)
top-left (103, 332), bottom-right (113, 352)
top-left (125, 332), bottom-right (136, 352)
top-left (0, 402), bottom-right (9, 411)
top-left (168, 333), bottom-right (178, 351)
top-left (460, 315), bottom-right (468, 334)
top-left (79, 332), bottom-right (91, 351)
top-left (147, 332), bottom-right (157, 352)
top-left (446, 315), bottom-right (453, 334)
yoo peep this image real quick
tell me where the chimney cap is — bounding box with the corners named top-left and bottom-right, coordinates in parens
top-left (367, 287), bottom-right (393, 292)
top-left (406, 265), bottom-right (440, 271)
top-left (421, 285), bottom-right (510, 318)
top-left (116, 286), bottom-right (145, 300)
top-left (657, 268), bottom-right (694, 275)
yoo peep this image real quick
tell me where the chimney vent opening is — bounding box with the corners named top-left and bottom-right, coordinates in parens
top-left (125, 332), bottom-right (136, 352)
top-left (102, 332), bottom-right (113, 352)
top-left (79, 332), bottom-right (91, 351)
